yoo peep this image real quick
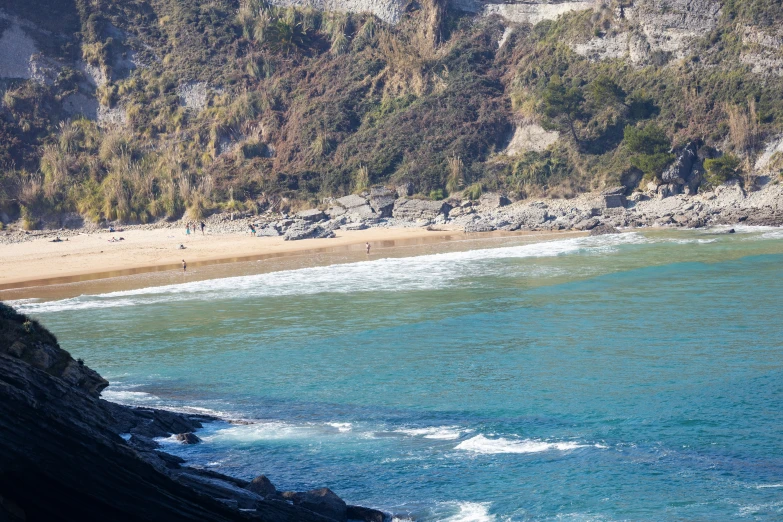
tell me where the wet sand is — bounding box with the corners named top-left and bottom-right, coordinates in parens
top-left (0, 226), bottom-right (583, 301)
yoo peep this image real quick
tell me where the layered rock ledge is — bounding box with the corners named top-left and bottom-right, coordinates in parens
top-left (0, 303), bottom-right (388, 522)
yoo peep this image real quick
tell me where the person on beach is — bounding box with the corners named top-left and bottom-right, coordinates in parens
top-left (249, 223), bottom-right (257, 235)
top-left (182, 259), bottom-right (187, 272)
top-left (365, 242), bottom-right (371, 255)
top-left (200, 221), bottom-right (206, 235)
top-left (186, 224), bottom-right (191, 235)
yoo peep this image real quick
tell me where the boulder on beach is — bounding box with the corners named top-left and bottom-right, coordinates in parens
top-left (393, 198), bottom-right (451, 221)
top-left (589, 224), bottom-right (619, 236)
top-left (478, 192), bottom-right (510, 209)
top-left (295, 209), bottom-right (326, 222)
top-left (336, 194), bottom-right (368, 210)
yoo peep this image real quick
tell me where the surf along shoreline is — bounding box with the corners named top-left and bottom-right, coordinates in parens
top-left (0, 226), bottom-right (585, 300)
top-left (5, 177), bottom-right (782, 299)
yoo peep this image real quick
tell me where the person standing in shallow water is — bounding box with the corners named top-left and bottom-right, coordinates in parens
top-left (365, 242), bottom-right (371, 255)
top-left (182, 259), bottom-right (187, 272)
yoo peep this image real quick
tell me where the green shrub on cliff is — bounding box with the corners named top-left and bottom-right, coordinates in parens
top-left (704, 154), bottom-right (742, 185)
top-left (623, 124), bottom-right (674, 181)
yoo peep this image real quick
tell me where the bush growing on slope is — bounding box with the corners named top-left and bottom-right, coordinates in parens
top-left (704, 154), bottom-right (742, 185)
top-left (623, 124), bottom-right (674, 182)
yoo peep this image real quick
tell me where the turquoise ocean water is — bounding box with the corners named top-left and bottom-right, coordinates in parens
top-left (11, 226), bottom-right (783, 521)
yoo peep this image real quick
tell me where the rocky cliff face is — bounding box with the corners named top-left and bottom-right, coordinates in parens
top-left (572, 0), bottom-right (723, 65)
top-left (1, 0), bottom-right (782, 226)
top-left (0, 305), bottom-right (108, 396)
top-left (0, 303), bottom-right (386, 522)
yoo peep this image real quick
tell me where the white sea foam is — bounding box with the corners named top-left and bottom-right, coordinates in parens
top-left (395, 426), bottom-right (466, 440)
top-left (455, 434), bottom-right (588, 454)
top-left (706, 224), bottom-right (779, 234)
top-left (440, 501), bottom-right (496, 522)
top-left (738, 501), bottom-right (783, 517)
top-left (759, 229), bottom-right (783, 240)
top-left (672, 238), bottom-right (717, 244)
top-left (100, 384), bottom-right (237, 419)
top-left (554, 513), bottom-right (615, 521)
top-left (756, 484), bottom-right (783, 489)
top-left (200, 420), bottom-right (321, 443)
top-left (328, 422), bottom-right (353, 432)
top-left (9, 233), bottom-right (649, 314)
top-left (101, 389), bottom-right (159, 403)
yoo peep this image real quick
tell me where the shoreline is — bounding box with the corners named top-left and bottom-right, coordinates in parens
top-left (0, 226), bottom-right (582, 298)
top-left (4, 179), bottom-right (782, 297)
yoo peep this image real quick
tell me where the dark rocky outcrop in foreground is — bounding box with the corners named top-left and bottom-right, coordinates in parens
top-left (0, 303), bottom-right (387, 522)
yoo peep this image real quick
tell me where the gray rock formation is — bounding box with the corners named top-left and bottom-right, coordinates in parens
top-left (588, 224), bottom-right (619, 236)
top-left (662, 141), bottom-right (700, 185)
top-left (175, 432), bottom-right (201, 444)
top-left (396, 182), bottom-right (414, 198)
top-left (1, 312), bottom-right (108, 397)
top-left (368, 188), bottom-right (396, 217)
top-left (336, 194), bottom-right (368, 210)
top-left (478, 193), bottom-right (511, 209)
top-left (574, 217), bottom-right (600, 231)
top-left (464, 220), bottom-right (496, 233)
top-left (296, 209), bottom-right (327, 222)
top-left (283, 220), bottom-right (335, 241)
top-left (246, 475), bottom-right (278, 498)
top-left (288, 488), bottom-right (347, 521)
top-left (393, 198), bottom-right (451, 221)
top-left (600, 187), bottom-right (627, 209)
top-left (257, 225), bottom-right (281, 237)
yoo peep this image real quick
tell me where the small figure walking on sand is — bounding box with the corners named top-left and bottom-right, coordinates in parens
top-left (200, 221), bottom-right (206, 235)
top-left (365, 242), bottom-right (371, 255)
top-left (182, 259), bottom-right (187, 272)
top-left (249, 223), bottom-right (257, 235)
top-left (186, 224), bottom-right (191, 235)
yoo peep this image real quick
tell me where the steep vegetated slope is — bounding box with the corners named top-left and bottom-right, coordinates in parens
top-left (0, 0), bottom-right (782, 228)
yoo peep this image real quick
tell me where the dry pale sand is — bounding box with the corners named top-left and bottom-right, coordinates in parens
top-left (0, 226), bottom-right (473, 290)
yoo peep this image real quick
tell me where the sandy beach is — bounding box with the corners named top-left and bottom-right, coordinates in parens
top-left (0, 226), bottom-right (480, 290)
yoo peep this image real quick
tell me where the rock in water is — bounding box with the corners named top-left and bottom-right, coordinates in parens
top-left (176, 432), bottom-right (201, 444)
top-left (347, 505), bottom-right (387, 522)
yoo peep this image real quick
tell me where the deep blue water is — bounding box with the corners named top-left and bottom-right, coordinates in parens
top-left (13, 228), bottom-right (783, 520)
